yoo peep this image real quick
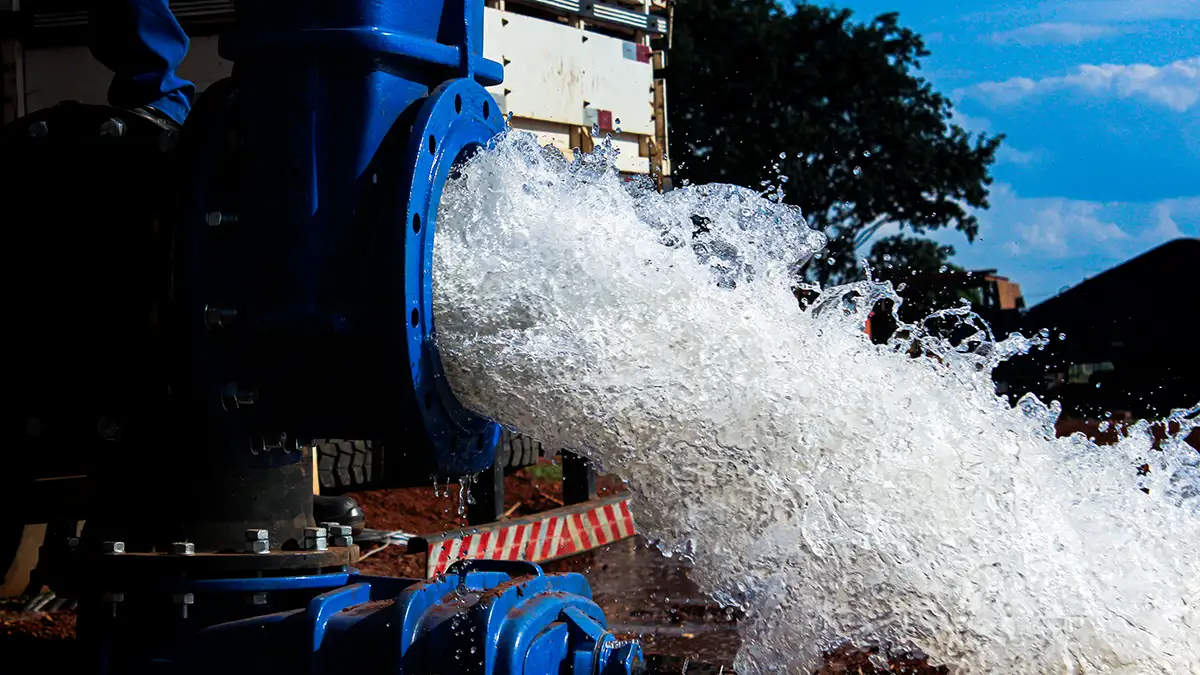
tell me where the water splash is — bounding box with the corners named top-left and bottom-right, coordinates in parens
top-left (432, 130), bottom-right (1200, 673)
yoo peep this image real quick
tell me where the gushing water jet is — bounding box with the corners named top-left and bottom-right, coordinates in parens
top-left (433, 130), bottom-right (1200, 674)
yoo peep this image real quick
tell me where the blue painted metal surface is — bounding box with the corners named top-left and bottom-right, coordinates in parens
top-left (172, 0), bottom-right (508, 476)
top-left (179, 562), bottom-right (644, 675)
top-left (61, 1), bottom-right (643, 673)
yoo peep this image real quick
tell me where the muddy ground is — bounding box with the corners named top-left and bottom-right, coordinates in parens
top-left (3, 418), bottom-right (1195, 673)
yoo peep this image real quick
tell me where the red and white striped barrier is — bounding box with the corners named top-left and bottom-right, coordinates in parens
top-left (412, 494), bottom-right (637, 578)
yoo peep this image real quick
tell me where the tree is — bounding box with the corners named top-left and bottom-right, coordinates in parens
top-left (867, 234), bottom-right (965, 323)
top-left (666, 0), bottom-right (1003, 286)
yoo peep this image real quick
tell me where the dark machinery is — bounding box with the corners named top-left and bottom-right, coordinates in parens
top-left (2, 1), bottom-right (643, 672)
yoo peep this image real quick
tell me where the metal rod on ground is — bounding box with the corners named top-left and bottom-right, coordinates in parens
top-left (562, 450), bottom-right (596, 505)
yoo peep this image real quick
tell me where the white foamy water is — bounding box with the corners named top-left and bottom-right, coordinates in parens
top-left (432, 131), bottom-right (1200, 674)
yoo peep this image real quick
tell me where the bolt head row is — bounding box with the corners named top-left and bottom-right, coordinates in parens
top-left (320, 523), bottom-right (353, 538)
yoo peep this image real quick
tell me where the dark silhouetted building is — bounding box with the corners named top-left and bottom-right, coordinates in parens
top-left (999, 238), bottom-right (1199, 419)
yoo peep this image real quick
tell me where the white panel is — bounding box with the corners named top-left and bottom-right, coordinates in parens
top-left (23, 36), bottom-right (231, 113)
top-left (483, 9), bottom-right (584, 126)
top-left (579, 35), bottom-right (654, 135)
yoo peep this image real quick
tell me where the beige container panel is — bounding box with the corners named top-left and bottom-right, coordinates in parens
top-left (579, 36), bottom-right (654, 136)
top-left (484, 9), bottom-right (584, 126)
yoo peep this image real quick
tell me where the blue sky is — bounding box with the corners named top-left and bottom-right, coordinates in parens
top-left (803, 0), bottom-right (1200, 304)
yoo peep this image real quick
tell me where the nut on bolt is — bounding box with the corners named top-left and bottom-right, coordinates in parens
top-left (99, 117), bottom-right (126, 138)
top-left (322, 524), bottom-right (354, 547)
top-left (247, 593), bottom-right (268, 606)
top-left (27, 120), bottom-right (48, 138)
top-left (303, 527), bottom-right (328, 551)
top-left (172, 542), bottom-right (195, 556)
top-left (173, 592), bottom-right (194, 618)
top-left (245, 529), bottom-right (270, 554)
top-left (101, 541), bottom-right (126, 555)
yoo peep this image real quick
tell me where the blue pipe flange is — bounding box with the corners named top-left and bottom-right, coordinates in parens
top-left (395, 77), bottom-right (505, 477)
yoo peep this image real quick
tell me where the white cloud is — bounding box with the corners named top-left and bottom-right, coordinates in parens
top-left (1006, 198), bottom-right (1130, 256)
top-left (1149, 197), bottom-right (1200, 240)
top-left (960, 57), bottom-right (1200, 112)
top-left (979, 186), bottom-right (1200, 259)
top-left (996, 145), bottom-right (1042, 165)
top-left (989, 22), bottom-right (1127, 46)
top-left (908, 186), bottom-right (1199, 302)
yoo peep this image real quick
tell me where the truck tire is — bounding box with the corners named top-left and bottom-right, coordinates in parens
top-left (500, 429), bottom-right (544, 470)
top-left (312, 440), bottom-right (375, 493)
top-left (311, 433), bottom-right (544, 494)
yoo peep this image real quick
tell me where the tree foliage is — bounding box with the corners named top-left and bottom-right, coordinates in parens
top-left (867, 234), bottom-right (965, 324)
top-left (666, 0), bottom-right (1004, 285)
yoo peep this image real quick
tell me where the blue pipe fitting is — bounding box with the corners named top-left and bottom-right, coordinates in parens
top-left (172, 0), bottom-right (508, 475)
top-left (177, 562), bottom-right (643, 675)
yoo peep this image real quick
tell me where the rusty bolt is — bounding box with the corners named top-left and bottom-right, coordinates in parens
top-left (172, 542), bottom-right (195, 556)
top-left (101, 541), bottom-right (125, 555)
